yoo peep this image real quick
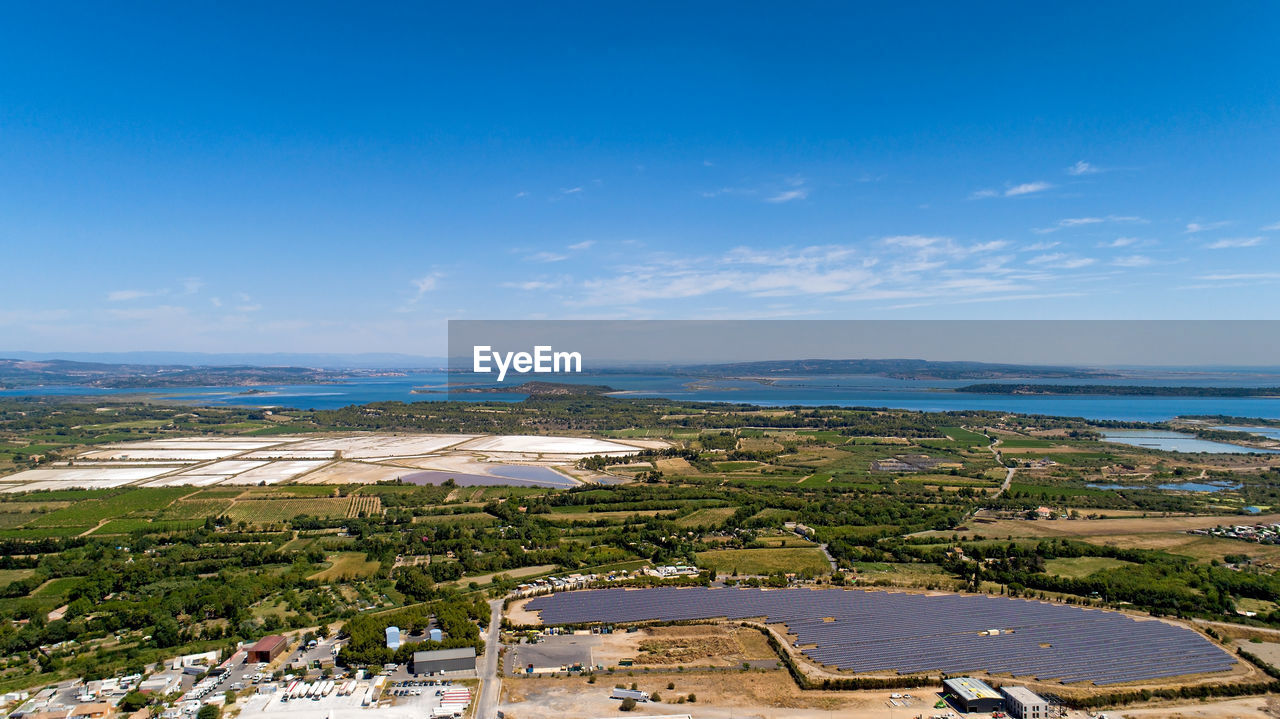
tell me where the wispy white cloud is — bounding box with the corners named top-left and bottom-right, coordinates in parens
top-left (1196, 272), bottom-right (1280, 282)
top-left (1025, 241), bottom-right (1059, 251)
top-left (1098, 236), bottom-right (1145, 248)
top-left (1263, 221), bottom-right (1280, 231)
top-left (503, 279), bottom-right (564, 291)
top-left (560, 187), bottom-right (583, 195)
top-left (528, 251), bottom-right (569, 263)
top-left (1026, 253), bottom-right (1095, 269)
top-left (567, 240), bottom-right (595, 251)
top-left (1112, 255), bottom-right (1153, 267)
top-left (1004, 181), bottom-right (1053, 196)
top-left (1186, 221), bottom-right (1231, 233)
top-left (1066, 160), bottom-right (1101, 176)
top-left (971, 181), bottom-right (1052, 199)
top-left (1033, 215), bottom-right (1146, 234)
top-left (107, 289), bottom-right (154, 302)
top-left (765, 188), bottom-right (808, 203)
top-left (1206, 236), bottom-right (1264, 249)
top-left (411, 272), bottom-right (442, 296)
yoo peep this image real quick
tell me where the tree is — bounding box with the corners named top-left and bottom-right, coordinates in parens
top-left (118, 691), bottom-right (148, 713)
top-left (619, 698), bottom-right (637, 712)
top-left (196, 706), bottom-right (220, 719)
top-left (153, 617), bottom-right (181, 648)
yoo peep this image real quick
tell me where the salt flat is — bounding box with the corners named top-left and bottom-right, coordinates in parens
top-left (458, 435), bottom-right (643, 455)
top-left (221, 460), bottom-right (329, 484)
top-left (0, 432), bottom-right (661, 491)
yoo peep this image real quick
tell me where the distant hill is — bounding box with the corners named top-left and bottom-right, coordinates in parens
top-left (0, 351), bottom-right (445, 369)
top-left (677, 358), bottom-right (1115, 381)
top-left (0, 358), bottom-right (356, 389)
top-left (959, 383), bottom-right (1280, 397)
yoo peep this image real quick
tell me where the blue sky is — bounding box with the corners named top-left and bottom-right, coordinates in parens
top-left (1, 2), bottom-right (1278, 354)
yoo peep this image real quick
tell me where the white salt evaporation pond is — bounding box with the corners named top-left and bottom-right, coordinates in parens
top-left (1102, 430), bottom-right (1280, 454)
top-left (0, 432), bottom-right (654, 491)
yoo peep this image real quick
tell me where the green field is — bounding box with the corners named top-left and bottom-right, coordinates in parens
top-left (675, 507), bottom-right (737, 528)
top-left (939, 427), bottom-right (988, 444)
top-left (694, 547), bottom-right (831, 576)
top-left (1043, 556), bottom-right (1138, 578)
top-left (225, 498), bottom-right (353, 524)
top-left (308, 552), bottom-right (382, 581)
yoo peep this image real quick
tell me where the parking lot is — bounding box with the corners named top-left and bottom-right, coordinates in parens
top-left (508, 635), bottom-right (599, 674)
top-left (235, 678), bottom-right (470, 719)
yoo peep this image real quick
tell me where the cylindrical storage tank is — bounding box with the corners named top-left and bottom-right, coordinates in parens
top-left (429, 628), bottom-right (443, 643)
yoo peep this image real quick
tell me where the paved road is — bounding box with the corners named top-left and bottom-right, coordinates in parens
top-left (987, 434), bottom-right (1017, 497)
top-left (475, 598), bottom-right (504, 719)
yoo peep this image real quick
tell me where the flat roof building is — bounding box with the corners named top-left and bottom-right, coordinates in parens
top-left (1001, 686), bottom-right (1048, 719)
top-left (411, 647), bottom-right (476, 675)
top-left (247, 635), bottom-right (289, 664)
top-left (942, 677), bottom-right (1004, 714)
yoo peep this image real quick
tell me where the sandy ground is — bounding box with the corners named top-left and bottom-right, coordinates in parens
top-left (0, 466), bottom-right (178, 489)
top-left (83, 448), bottom-right (236, 461)
top-left (502, 672), bottom-right (918, 719)
top-left (590, 625), bottom-right (777, 668)
top-left (292, 461), bottom-right (412, 484)
top-left (142, 474), bottom-right (232, 487)
top-left (179, 459), bottom-right (269, 476)
top-left (220, 460), bottom-right (329, 485)
top-left (1112, 696), bottom-right (1280, 718)
top-left (242, 450), bottom-right (338, 459)
top-left (459, 435), bottom-right (645, 455)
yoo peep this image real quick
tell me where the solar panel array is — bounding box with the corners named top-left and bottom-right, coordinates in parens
top-left (526, 588), bottom-right (1236, 685)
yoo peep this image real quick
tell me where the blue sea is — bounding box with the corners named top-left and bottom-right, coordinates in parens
top-left (4, 371), bottom-right (1280, 422)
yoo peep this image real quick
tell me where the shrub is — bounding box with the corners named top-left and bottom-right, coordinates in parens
top-left (619, 697), bottom-right (637, 712)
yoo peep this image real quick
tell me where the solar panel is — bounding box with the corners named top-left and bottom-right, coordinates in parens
top-left (525, 587), bottom-right (1235, 685)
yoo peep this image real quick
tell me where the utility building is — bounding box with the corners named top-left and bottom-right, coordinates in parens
top-left (1001, 686), bottom-right (1048, 719)
top-left (942, 677), bottom-right (1004, 714)
top-left (410, 647), bottom-right (476, 675)
top-left (247, 635), bottom-right (289, 664)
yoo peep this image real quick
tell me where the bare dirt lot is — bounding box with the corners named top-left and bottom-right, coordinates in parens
top-left (501, 671), bottom-right (897, 719)
top-left (590, 624), bottom-right (777, 668)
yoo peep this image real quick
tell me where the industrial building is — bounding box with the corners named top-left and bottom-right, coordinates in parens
top-left (942, 677), bottom-right (1004, 713)
top-left (410, 647), bottom-right (477, 675)
top-left (1001, 686), bottom-right (1049, 719)
top-left (247, 635), bottom-right (289, 664)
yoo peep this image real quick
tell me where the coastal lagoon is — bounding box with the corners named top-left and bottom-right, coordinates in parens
top-left (4, 372), bottom-right (1280, 422)
top-left (1101, 429), bottom-right (1280, 454)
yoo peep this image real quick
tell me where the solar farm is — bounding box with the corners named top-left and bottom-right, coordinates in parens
top-left (525, 588), bottom-right (1239, 686)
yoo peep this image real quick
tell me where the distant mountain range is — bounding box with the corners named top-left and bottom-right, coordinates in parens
top-left (0, 351), bottom-right (445, 369)
top-left (672, 358), bottom-right (1117, 381)
top-left (0, 358), bottom-right (365, 389)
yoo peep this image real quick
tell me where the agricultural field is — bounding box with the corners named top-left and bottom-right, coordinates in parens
top-left (695, 547), bottom-right (832, 576)
top-left (308, 552), bottom-right (384, 581)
